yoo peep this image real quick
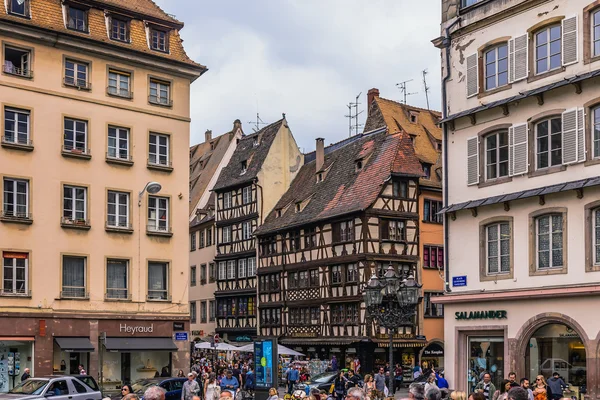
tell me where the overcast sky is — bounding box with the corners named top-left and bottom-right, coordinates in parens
top-left (154, 0), bottom-right (442, 152)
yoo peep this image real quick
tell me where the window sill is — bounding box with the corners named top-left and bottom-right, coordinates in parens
top-left (146, 229), bottom-right (173, 238)
top-left (148, 99), bottom-right (173, 108)
top-left (105, 225), bottom-right (133, 234)
top-left (104, 295), bottom-right (132, 301)
top-left (58, 294), bottom-right (90, 301)
top-left (480, 272), bottom-right (513, 282)
top-left (528, 164), bottom-right (566, 178)
top-left (62, 149), bottom-right (92, 160)
top-left (106, 156), bottom-right (134, 166)
top-left (106, 90), bottom-right (133, 100)
top-left (66, 26), bottom-right (90, 34)
top-left (530, 266), bottom-right (567, 276)
top-left (584, 54), bottom-right (600, 65)
top-left (2, 70), bottom-right (33, 79)
top-left (0, 216), bottom-right (33, 225)
top-left (63, 81), bottom-right (92, 91)
top-left (584, 157), bottom-right (600, 167)
top-left (146, 295), bottom-right (172, 302)
top-left (478, 83), bottom-right (512, 99)
top-left (1, 141), bottom-right (34, 152)
top-left (528, 67), bottom-right (566, 84)
top-left (147, 163), bottom-right (173, 173)
top-left (61, 222), bottom-right (91, 230)
top-left (0, 291), bottom-right (31, 298)
top-left (424, 316), bottom-right (444, 319)
top-left (7, 12), bottom-right (31, 19)
top-left (478, 176), bottom-right (512, 188)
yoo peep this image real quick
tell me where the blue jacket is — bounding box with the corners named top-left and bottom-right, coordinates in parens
top-left (220, 376), bottom-right (239, 392)
top-left (288, 369), bottom-right (300, 382)
top-left (436, 374), bottom-right (449, 389)
top-left (245, 372), bottom-right (255, 389)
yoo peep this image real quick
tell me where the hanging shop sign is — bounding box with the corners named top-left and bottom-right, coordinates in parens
top-left (173, 322), bottom-right (185, 331)
top-left (422, 343), bottom-right (444, 357)
top-left (455, 310), bottom-right (507, 320)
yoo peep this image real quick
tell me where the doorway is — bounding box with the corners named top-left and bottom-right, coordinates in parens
top-left (121, 353), bottom-right (131, 384)
top-left (69, 353), bottom-right (80, 375)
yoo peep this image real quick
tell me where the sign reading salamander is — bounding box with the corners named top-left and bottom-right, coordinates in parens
top-left (455, 310), bottom-right (507, 320)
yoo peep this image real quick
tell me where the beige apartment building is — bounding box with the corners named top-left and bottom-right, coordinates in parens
top-left (189, 125), bottom-right (242, 340)
top-left (435, 0), bottom-right (600, 396)
top-left (0, 0), bottom-right (204, 389)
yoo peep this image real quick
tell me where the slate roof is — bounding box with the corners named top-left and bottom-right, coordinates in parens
top-left (256, 129), bottom-right (423, 235)
top-left (0, 0), bottom-right (205, 69)
top-left (212, 119), bottom-right (284, 192)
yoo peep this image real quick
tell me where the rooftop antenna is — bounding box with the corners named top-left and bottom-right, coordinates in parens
top-left (248, 113), bottom-right (268, 132)
top-left (344, 93), bottom-right (364, 137)
top-left (395, 79), bottom-right (417, 105)
top-left (422, 69), bottom-right (431, 110)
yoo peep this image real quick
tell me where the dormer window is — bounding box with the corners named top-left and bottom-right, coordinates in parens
top-left (295, 203), bottom-right (301, 213)
top-left (317, 172), bottom-right (323, 183)
top-left (355, 159), bottom-right (363, 172)
top-left (409, 113), bottom-right (418, 124)
top-left (150, 27), bottom-right (168, 52)
top-left (421, 163), bottom-right (432, 179)
top-left (240, 160), bottom-right (247, 175)
top-left (8, 0), bottom-right (30, 17)
top-left (110, 17), bottom-right (129, 42)
top-left (253, 137), bottom-right (260, 147)
top-left (276, 209), bottom-right (282, 218)
top-left (210, 142), bottom-right (215, 151)
top-left (67, 6), bottom-right (88, 33)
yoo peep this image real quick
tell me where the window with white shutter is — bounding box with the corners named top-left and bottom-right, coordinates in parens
top-left (536, 117), bottom-right (562, 169)
top-left (484, 131), bottom-right (509, 180)
top-left (467, 136), bottom-right (479, 185)
top-left (535, 25), bottom-right (562, 74)
top-left (466, 53), bottom-right (479, 98)
top-left (562, 15), bottom-right (578, 66)
top-left (509, 34), bottom-right (528, 82)
top-left (561, 108), bottom-right (578, 165)
top-left (577, 108), bottom-right (586, 162)
top-left (510, 124), bottom-right (528, 176)
top-left (593, 107), bottom-right (600, 159)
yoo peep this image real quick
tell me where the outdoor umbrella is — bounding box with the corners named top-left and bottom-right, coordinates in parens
top-left (195, 342), bottom-right (240, 351)
top-left (236, 343), bottom-right (304, 356)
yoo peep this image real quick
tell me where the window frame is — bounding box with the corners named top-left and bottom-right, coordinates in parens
top-left (479, 217), bottom-right (514, 282)
top-left (201, 301), bottom-right (207, 323)
top-left (485, 222), bottom-right (511, 276)
top-left (190, 232), bottom-right (196, 251)
top-left (63, 117), bottom-right (88, 155)
top-left (106, 190), bottom-right (130, 230)
top-left (423, 245), bottom-right (444, 270)
top-left (147, 261), bottom-right (169, 301)
top-left (2, 251), bottom-right (29, 295)
top-left (242, 221), bottom-right (253, 241)
top-left (149, 78), bottom-right (172, 107)
top-left (109, 17), bottom-right (130, 43)
top-left (190, 266), bottom-right (196, 286)
top-left (528, 208), bottom-right (568, 276)
top-left (66, 5), bottom-right (89, 33)
top-left (424, 292), bottom-right (444, 318)
top-left (107, 126), bottom-right (130, 161)
top-left (107, 69), bottom-right (132, 99)
top-left (222, 226), bottom-right (232, 243)
top-left (106, 258), bottom-right (129, 300)
top-left (2, 45), bottom-right (32, 79)
top-left (592, 106), bottom-right (600, 160)
top-left (190, 301), bottom-right (197, 323)
top-left (149, 27), bottom-right (169, 52)
top-left (380, 219), bottom-right (407, 242)
top-left (64, 58), bottom-right (90, 89)
top-left (61, 255), bottom-right (87, 299)
top-left (534, 24), bottom-right (562, 75)
top-left (423, 199), bottom-right (444, 224)
top-left (331, 265), bottom-right (343, 285)
top-left (534, 117), bottom-right (563, 170)
top-left (7, 0), bottom-right (30, 17)
top-left (2, 177), bottom-right (29, 220)
top-left (242, 186), bottom-right (252, 204)
top-left (62, 184), bottom-right (88, 225)
top-left (148, 132), bottom-right (170, 168)
top-left (484, 43), bottom-right (509, 91)
top-left (484, 130), bottom-right (510, 181)
top-left (147, 195), bottom-right (170, 234)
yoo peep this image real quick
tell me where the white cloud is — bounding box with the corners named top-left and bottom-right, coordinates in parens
top-left (153, 0), bottom-right (441, 151)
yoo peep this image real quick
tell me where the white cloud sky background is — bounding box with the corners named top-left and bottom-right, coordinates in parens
top-left (154, 0), bottom-right (442, 152)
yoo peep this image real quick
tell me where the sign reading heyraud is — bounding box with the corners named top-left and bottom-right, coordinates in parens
top-left (120, 323), bottom-right (154, 335)
top-left (455, 310), bottom-right (507, 320)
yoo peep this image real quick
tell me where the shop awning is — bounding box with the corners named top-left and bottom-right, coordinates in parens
top-left (55, 337), bottom-right (95, 352)
top-left (104, 337), bottom-right (177, 351)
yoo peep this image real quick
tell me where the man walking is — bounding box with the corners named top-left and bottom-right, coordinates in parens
top-left (220, 370), bottom-right (240, 396)
top-left (287, 365), bottom-right (299, 394)
top-left (475, 373), bottom-right (496, 400)
top-left (182, 373), bottom-right (200, 400)
top-left (374, 367), bottom-right (386, 394)
top-left (520, 378), bottom-right (534, 400)
top-left (21, 368), bottom-right (30, 382)
top-left (547, 372), bottom-right (566, 400)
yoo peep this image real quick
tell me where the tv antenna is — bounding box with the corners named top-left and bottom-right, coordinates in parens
top-left (248, 113), bottom-right (267, 133)
top-left (395, 79), bottom-right (417, 105)
top-left (422, 69), bottom-right (431, 110)
top-left (344, 92), bottom-right (364, 137)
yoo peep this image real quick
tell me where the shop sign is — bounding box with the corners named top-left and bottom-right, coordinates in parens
top-left (173, 322), bottom-right (185, 331)
top-left (120, 323), bottom-right (154, 335)
top-left (422, 343), bottom-right (444, 357)
top-left (331, 348), bottom-right (341, 353)
top-left (452, 276), bottom-right (467, 287)
top-left (39, 320), bottom-right (46, 337)
top-left (232, 335), bottom-right (252, 342)
top-left (455, 310), bottom-right (507, 320)
top-left (175, 332), bottom-right (188, 341)
top-left (191, 330), bottom-right (204, 336)
top-left (290, 332), bottom-right (318, 338)
top-left (347, 348), bottom-right (356, 353)
top-left (376, 333), bottom-right (415, 340)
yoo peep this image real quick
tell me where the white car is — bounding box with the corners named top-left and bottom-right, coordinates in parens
top-left (0, 376), bottom-right (102, 400)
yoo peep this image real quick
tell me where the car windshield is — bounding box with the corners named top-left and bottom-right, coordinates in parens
top-left (9, 379), bottom-right (48, 395)
top-left (311, 373), bottom-right (336, 383)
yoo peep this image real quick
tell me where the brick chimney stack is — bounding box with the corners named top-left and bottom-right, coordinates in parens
top-left (367, 88), bottom-right (380, 111)
top-left (316, 138), bottom-right (325, 172)
top-left (205, 129), bottom-right (212, 142)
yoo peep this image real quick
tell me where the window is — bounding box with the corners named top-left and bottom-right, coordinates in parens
top-left (410, 114), bottom-right (418, 123)
top-left (67, 6), bottom-right (88, 32)
top-left (346, 263), bottom-right (358, 282)
top-left (247, 257), bottom-right (256, 277)
top-left (536, 214), bottom-right (563, 269)
top-left (148, 133), bottom-right (170, 167)
top-left (485, 131), bottom-right (509, 180)
top-left (62, 256), bottom-right (86, 298)
top-left (304, 227), bottom-right (317, 249)
top-left (3, 108), bottom-right (30, 146)
top-left (331, 265), bottom-right (342, 285)
top-left (190, 301), bottom-right (197, 323)
top-left (289, 307), bottom-right (320, 325)
top-left (106, 259), bottom-right (128, 299)
top-left (460, 0), bottom-right (482, 8)
top-left (331, 304), bottom-right (359, 325)
top-left (147, 196), bottom-right (169, 233)
top-left (593, 107), bottom-right (600, 159)
top-left (295, 203), bottom-right (301, 213)
top-left (288, 272), bottom-right (299, 289)
top-left (209, 300), bottom-right (215, 321)
top-left (218, 261), bottom-right (226, 280)
top-left (107, 126), bottom-right (130, 161)
top-left (242, 186), bottom-right (252, 204)
top-left (189, 266), bottom-right (196, 287)
top-left (63, 118), bottom-right (88, 154)
top-left (2, 252), bottom-right (28, 295)
top-left (227, 260), bottom-right (235, 280)
top-left (424, 293), bottom-right (444, 317)
top-left (309, 269), bottom-right (318, 287)
top-left (422, 163), bottom-right (432, 179)
top-left (110, 18), bottom-right (129, 42)
top-left (355, 159), bottom-right (363, 171)
top-left (261, 236), bottom-right (277, 255)
top-left (381, 219), bottom-right (406, 241)
top-left (201, 301), bottom-right (207, 323)
top-left (288, 231), bottom-right (300, 252)
top-left (200, 264), bottom-right (206, 284)
top-left (333, 220), bottom-right (354, 242)
top-left (150, 28), bottom-right (168, 52)
top-left (64, 59), bottom-right (89, 88)
top-left (190, 232), bottom-right (196, 251)
top-left (535, 25), bottom-right (561, 74)
top-left (3, 46), bottom-right (31, 78)
top-left (536, 118), bottom-right (562, 169)
top-left (594, 10), bottom-right (600, 57)
top-left (62, 185), bottom-right (87, 224)
top-left (149, 79), bottom-right (171, 106)
top-left (423, 246), bottom-right (444, 269)
top-left (2, 178), bottom-right (28, 219)
top-left (223, 192), bottom-right (232, 209)
top-left (484, 44), bottom-right (508, 90)
top-left (238, 259), bottom-right (247, 279)
top-left (108, 70), bottom-right (131, 98)
top-left (107, 190), bottom-right (130, 228)
top-left (209, 262), bottom-right (216, 282)
top-left (242, 221), bottom-right (252, 240)
top-left (148, 261), bottom-right (168, 300)
top-left (222, 226), bottom-right (232, 243)
top-left (423, 199), bottom-right (443, 224)
top-left (240, 160), bottom-right (247, 174)
top-left (8, 0), bottom-right (29, 17)
top-left (486, 223), bottom-right (511, 275)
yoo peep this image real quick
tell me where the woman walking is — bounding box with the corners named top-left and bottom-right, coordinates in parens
top-left (492, 380), bottom-right (511, 400)
top-left (532, 375), bottom-right (548, 400)
top-left (333, 371), bottom-right (347, 400)
top-left (204, 373), bottom-right (220, 400)
top-left (363, 375), bottom-right (375, 400)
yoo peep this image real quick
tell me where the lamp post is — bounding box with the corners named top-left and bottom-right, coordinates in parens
top-left (364, 263), bottom-right (422, 396)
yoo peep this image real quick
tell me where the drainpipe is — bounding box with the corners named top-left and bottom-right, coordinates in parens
top-left (441, 16), bottom-right (461, 293)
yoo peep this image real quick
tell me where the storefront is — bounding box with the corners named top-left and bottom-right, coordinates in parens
top-left (53, 337), bottom-right (94, 375)
top-left (420, 342), bottom-right (444, 372)
top-left (0, 338), bottom-right (34, 392)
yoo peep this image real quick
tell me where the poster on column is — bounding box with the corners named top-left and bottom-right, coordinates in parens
top-left (0, 358), bottom-right (8, 393)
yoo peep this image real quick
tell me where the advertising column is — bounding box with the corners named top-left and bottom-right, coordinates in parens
top-left (254, 339), bottom-right (278, 400)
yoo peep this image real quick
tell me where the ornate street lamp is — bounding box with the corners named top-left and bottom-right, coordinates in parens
top-left (363, 262), bottom-right (422, 396)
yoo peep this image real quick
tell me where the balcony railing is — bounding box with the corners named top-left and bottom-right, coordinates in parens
top-left (147, 292), bottom-right (171, 301)
top-left (61, 288), bottom-right (89, 299)
top-left (106, 152), bottom-right (133, 163)
top-left (3, 64), bottom-right (33, 78)
top-left (2, 135), bottom-right (33, 147)
top-left (105, 290), bottom-right (131, 300)
top-left (107, 86), bottom-right (133, 99)
top-left (1, 288), bottom-right (31, 297)
top-left (61, 217), bottom-right (90, 228)
top-left (1, 210), bottom-right (32, 221)
top-left (148, 95), bottom-right (172, 107)
top-left (64, 77), bottom-right (91, 90)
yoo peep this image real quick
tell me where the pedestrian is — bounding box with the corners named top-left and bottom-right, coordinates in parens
top-left (333, 371), bottom-right (347, 400)
top-left (475, 373), bottom-right (496, 400)
top-left (177, 370), bottom-right (185, 378)
top-left (532, 376), bottom-right (548, 400)
top-left (78, 364), bottom-right (86, 375)
top-left (374, 368), bottom-right (386, 394)
top-left (245, 366), bottom-right (255, 392)
top-left (182, 373), bottom-right (201, 400)
top-left (507, 373), bottom-right (517, 384)
top-left (425, 386), bottom-right (441, 400)
top-left (424, 374), bottom-right (438, 396)
top-left (362, 375), bottom-right (375, 400)
top-left (21, 367), bottom-right (31, 382)
top-left (492, 380), bottom-right (511, 400)
top-left (220, 370), bottom-right (239, 397)
top-left (450, 391), bottom-right (466, 400)
top-left (346, 387), bottom-right (364, 400)
top-left (123, 394), bottom-right (140, 400)
top-left (267, 388), bottom-right (279, 400)
top-left (287, 366), bottom-right (300, 395)
top-left (436, 371), bottom-right (449, 390)
top-left (145, 386), bottom-right (167, 400)
top-left (393, 364), bottom-right (403, 394)
top-left (346, 370), bottom-right (360, 390)
top-left (413, 365), bottom-right (422, 380)
top-left (469, 394), bottom-right (485, 400)
top-left (546, 373), bottom-right (565, 400)
top-left (205, 373), bottom-right (220, 400)
top-left (331, 356), bottom-right (338, 372)
top-left (519, 378), bottom-right (534, 400)
top-left (121, 385), bottom-right (134, 400)
top-left (507, 387), bottom-right (529, 400)
top-left (408, 383), bottom-right (424, 400)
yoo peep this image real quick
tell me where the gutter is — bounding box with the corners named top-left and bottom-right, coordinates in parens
top-left (441, 17), bottom-right (462, 293)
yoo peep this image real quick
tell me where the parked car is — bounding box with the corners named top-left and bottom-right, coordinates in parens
top-left (294, 372), bottom-right (363, 393)
top-left (0, 375), bottom-right (102, 400)
top-left (113, 378), bottom-right (187, 400)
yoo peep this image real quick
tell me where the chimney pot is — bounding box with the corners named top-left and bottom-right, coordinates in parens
top-left (205, 130), bottom-right (212, 142)
top-left (233, 119), bottom-right (242, 131)
top-left (367, 88), bottom-right (380, 111)
top-left (316, 138), bottom-right (325, 172)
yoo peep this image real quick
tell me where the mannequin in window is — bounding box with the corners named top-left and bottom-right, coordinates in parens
top-left (60, 360), bottom-right (67, 371)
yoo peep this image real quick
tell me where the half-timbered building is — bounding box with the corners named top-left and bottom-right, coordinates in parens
top-left (211, 118), bottom-right (303, 344)
top-left (255, 128), bottom-right (424, 373)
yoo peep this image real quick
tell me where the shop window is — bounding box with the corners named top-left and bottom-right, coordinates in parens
top-left (468, 337), bottom-right (504, 394)
top-left (525, 324), bottom-right (586, 388)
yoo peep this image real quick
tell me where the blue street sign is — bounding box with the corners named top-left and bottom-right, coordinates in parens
top-left (175, 332), bottom-right (188, 341)
top-left (452, 276), bottom-right (467, 287)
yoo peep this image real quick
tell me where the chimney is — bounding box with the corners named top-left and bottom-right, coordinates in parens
top-left (205, 129), bottom-right (212, 142)
top-left (233, 119), bottom-right (242, 131)
top-left (316, 138), bottom-right (325, 172)
top-left (367, 88), bottom-right (380, 111)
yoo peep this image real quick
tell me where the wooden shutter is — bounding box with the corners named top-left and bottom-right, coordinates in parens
top-left (466, 53), bottom-right (479, 98)
top-left (562, 108), bottom-right (578, 164)
top-left (466, 136), bottom-right (479, 185)
top-left (380, 220), bottom-right (390, 240)
top-left (509, 34), bottom-right (528, 83)
top-left (510, 124), bottom-right (529, 175)
top-left (562, 15), bottom-right (578, 66)
top-left (577, 108), bottom-right (586, 162)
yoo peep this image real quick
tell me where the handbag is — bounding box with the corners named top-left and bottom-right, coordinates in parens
top-left (213, 385), bottom-right (221, 400)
